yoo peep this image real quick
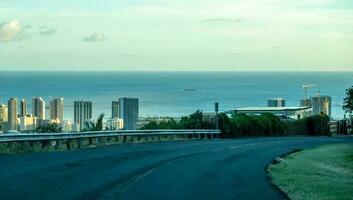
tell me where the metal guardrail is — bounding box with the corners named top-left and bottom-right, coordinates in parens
top-left (0, 129), bottom-right (221, 143)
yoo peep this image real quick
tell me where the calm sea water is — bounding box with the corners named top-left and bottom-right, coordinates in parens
top-left (0, 72), bottom-right (352, 120)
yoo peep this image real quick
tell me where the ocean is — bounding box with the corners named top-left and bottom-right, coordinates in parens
top-left (0, 71), bottom-right (352, 120)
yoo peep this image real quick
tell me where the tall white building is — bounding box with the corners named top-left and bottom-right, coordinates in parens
top-left (0, 104), bottom-right (8, 132)
top-left (8, 98), bottom-right (18, 131)
top-left (19, 116), bottom-right (37, 131)
top-left (112, 101), bottom-right (120, 118)
top-left (267, 98), bottom-right (286, 107)
top-left (20, 99), bottom-right (27, 117)
top-left (106, 118), bottom-right (124, 130)
top-left (119, 97), bottom-right (138, 130)
top-left (50, 97), bottom-right (64, 123)
top-left (32, 97), bottom-right (45, 119)
top-left (312, 95), bottom-right (332, 117)
top-left (74, 100), bottom-right (92, 130)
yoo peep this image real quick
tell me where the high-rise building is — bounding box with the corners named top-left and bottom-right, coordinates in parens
top-left (50, 97), bottom-right (64, 123)
top-left (0, 104), bottom-right (8, 132)
top-left (300, 99), bottom-right (312, 107)
top-left (32, 97), bottom-right (45, 119)
top-left (267, 98), bottom-right (286, 107)
top-left (119, 97), bottom-right (138, 130)
top-left (312, 95), bottom-right (332, 117)
top-left (74, 100), bottom-right (92, 130)
top-left (106, 118), bottom-right (124, 130)
top-left (20, 99), bottom-right (27, 117)
top-left (8, 98), bottom-right (18, 131)
top-left (19, 116), bottom-right (37, 131)
top-left (112, 101), bottom-right (120, 118)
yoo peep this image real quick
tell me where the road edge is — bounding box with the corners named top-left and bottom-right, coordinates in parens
top-left (266, 149), bottom-right (303, 200)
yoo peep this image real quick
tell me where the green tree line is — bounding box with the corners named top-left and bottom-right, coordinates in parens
top-left (141, 110), bottom-right (331, 137)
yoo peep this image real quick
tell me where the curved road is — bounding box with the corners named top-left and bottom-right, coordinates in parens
top-left (0, 136), bottom-right (352, 200)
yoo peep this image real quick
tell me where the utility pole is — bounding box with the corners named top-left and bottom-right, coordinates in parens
top-left (215, 102), bottom-right (219, 130)
top-left (302, 84), bottom-right (315, 100)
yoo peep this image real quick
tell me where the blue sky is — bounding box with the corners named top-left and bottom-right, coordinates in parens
top-left (0, 0), bottom-right (352, 71)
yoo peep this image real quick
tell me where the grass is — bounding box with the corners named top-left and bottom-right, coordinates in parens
top-left (268, 144), bottom-right (353, 200)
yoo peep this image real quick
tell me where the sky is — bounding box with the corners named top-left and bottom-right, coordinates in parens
top-left (0, 0), bottom-right (352, 71)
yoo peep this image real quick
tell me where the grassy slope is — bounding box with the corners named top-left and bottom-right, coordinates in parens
top-left (268, 144), bottom-right (353, 200)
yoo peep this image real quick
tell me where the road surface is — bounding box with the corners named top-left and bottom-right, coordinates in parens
top-left (0, 136), bottom-right (352, 200)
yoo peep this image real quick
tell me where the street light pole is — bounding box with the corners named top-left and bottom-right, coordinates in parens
top-left (215, 102), bottom-right (219, 130)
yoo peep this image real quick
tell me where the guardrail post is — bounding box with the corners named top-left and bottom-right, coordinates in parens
top-left (115, 136), bottom-right (119, 143)
top-left (107, 136), bottom-right (112, 143)
top-left (77, 138), bottom-right (82, 149)
top-left (66, 139), bottom-right (71, 150)
top-left (89, 138), bottom-right (93, 145)
top-left (41, 140), bottom-right (50, 149)
top-left (54, 140), bottom-right (60, 150)
top-left (123, 135), bottom-right (126, 143)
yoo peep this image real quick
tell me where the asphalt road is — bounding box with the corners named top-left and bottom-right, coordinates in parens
top-left (0, 136), bottom-right (352, 200)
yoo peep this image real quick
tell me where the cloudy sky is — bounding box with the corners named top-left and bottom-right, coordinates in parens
top-left (0, 0), bottom-right (352, 71)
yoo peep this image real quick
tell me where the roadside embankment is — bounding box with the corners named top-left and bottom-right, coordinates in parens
top-left (0, 134), bottom-right (197, 154)
top-left (268, 144), bottom-right (353, 200)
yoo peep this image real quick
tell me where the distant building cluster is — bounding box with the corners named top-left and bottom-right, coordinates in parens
top-left (0, 97), bottom-right (139, 133)
top-left (231, 94), bottom-right (332, 120)
top-left (0, 87), bottom-right (333, 134)
top-left (228, 95), bottom-right (332, 119)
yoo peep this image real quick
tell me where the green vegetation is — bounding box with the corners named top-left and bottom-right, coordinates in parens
top-left (223, 113), bottom-right (287, 137)
top-left (141, 111), bottom-right (330, 137)
top-left (36, 123), bottom-right (62, 133)
top-left (287, 113), bottom-right (331, 136)
top-left (84, 113), bottom-right (104, 131)
top-left (141, 110), bottom-right (213, 130)
top-left (343, 85), bottom-right (353, 116)
top-left (268, 144), bottom-right (353, 200)
top-left (0, 141), bottom-right (65, 154)
top-left (343, 86), bottom-right (353, 134)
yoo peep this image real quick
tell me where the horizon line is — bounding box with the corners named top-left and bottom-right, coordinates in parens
top-left (1, 70), bottom-right (353, 73)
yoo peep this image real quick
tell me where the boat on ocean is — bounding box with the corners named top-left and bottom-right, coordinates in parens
top-left (184, 88), bottom-right (196, 92)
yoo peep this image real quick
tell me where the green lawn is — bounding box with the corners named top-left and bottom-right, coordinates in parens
top-left (268, 144), bottom-right (353, 200)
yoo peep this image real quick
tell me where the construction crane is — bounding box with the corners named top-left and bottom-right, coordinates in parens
top-left (302, 84), bottom-right (315, 100)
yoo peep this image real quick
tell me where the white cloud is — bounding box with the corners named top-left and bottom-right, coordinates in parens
top-left (0, 19), bottom-right (22, 42)
top-left (83, 33), bottom-right (106, 42)
top-left (203, 18), bottom-right (242, 23)
top-left (39, 27), bottom-right (56, 35)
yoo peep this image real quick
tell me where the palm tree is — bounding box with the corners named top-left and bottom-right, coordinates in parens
top-left (84, 113), bottom-right (105, 131)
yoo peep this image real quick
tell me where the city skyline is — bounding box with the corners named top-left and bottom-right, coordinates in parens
top-left (0, 0), bottom-right (352, 71)
top-left (0, 95), bottom-right (140, 132)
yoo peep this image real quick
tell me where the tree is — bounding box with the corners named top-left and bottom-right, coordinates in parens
top-left (84, 113), bottom-right (104, 131)
top-left (140, 110), bottom-right (213, 130)
top-left (343, 86), bottom-right (353, 117)
top-left (141, 119), bottom-right (179, 130)
top-left (217, 113), bottom-right (234, 137)
top-left (36, 123), bottom-right (62, 133)
top-left (306, 113), bottom-right (330, 136)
